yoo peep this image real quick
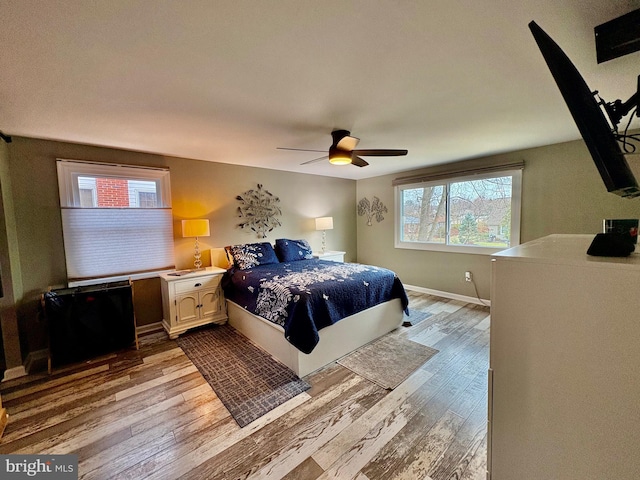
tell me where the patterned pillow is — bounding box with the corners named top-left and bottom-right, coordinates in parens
top-left (274, 239), bottom-right (314, 262)
top-left (225, 242), bottom-right (279, 270)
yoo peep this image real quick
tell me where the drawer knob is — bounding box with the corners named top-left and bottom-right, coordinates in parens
top-left (194, 282), bottom-right (202, 287)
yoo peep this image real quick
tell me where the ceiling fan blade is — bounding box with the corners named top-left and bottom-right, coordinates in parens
top-left (277, 147), bottom-right (326, 153)
top-left (352, 149), bottom-right (408, 156)
top-left (336, 135), bottom-right (360, 151)
top-left (351, 155), bottom-right (369, 167)
top-left (331, 129), bottom-right (360, 151)
top-left (300, 155), bottom-right (329, 165)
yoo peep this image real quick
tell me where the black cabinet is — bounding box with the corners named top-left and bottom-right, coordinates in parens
top-left (43, 281), bottom-right (137, 369)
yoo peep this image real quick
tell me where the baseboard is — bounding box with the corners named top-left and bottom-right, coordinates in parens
top-left (404, 284), bottom-right (491, 307)
top-left (2, 365), bottom-right (27, 382)
top-left (136, 321), bottom-right (164, 336)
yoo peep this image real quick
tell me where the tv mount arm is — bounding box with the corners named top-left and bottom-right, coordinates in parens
top-left (594, 75), bottom-right (640, 154)
top-left (595, 74), bottom-right (640, 129)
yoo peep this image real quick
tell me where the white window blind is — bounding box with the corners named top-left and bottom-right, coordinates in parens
top-left (57, 159), bottom-right (175, 286)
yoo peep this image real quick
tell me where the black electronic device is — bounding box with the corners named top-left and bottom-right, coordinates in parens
top-left (529, 21), bottom-right (640, 199)
top-left (44, 281), bottom-right (136, 368)
top-left (595, 9), bottom-right (640, 64)
top-left (587, 233), bottom-right (635, 257)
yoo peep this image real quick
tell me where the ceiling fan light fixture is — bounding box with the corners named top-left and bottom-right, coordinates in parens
top-left (329, 147), bottom-right (352, 165)
top-left (283, 129), bottom-right (408, 167)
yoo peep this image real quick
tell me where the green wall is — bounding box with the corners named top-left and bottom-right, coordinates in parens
top-left (6, 133), bottom-right (640, 362)
top-left (6, 137), bottom-right (356, 358)
top-left (357, 138), bottom-right (640, 300)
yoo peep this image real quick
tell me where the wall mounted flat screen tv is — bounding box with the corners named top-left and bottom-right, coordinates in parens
top-left (529, 21), bottom-right (640, 198)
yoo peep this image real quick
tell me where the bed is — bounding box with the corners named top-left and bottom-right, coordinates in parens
top-left (211, 241), bottom-right (409, 377)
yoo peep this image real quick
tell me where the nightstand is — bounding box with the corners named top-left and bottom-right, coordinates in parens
top-left (160, 267), bottom-right (227, 339)
top-left (313, 250), bottom-right (346, 263)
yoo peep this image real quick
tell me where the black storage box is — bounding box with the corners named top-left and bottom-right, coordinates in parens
top-left (43, 281), bottom-right (137, 368)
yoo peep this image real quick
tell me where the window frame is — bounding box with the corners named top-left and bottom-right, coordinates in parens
top-left (57, 160), bottom-right (171, 208)
top-left (56, 159), bottom-right (175, 287)
top-left (394, 168), bottom-right (522, 255)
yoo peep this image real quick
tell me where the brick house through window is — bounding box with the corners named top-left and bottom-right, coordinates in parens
top-left (77, 177), bottom-right (158, 208)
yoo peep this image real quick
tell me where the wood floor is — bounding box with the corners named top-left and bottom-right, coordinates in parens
top-left (0, 292), bottom-right (490, 480)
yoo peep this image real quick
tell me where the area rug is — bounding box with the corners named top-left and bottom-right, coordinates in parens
top-left (337, 334), bottom-right (438, 390)
top-left (176, 324), bottom-right (310, 427)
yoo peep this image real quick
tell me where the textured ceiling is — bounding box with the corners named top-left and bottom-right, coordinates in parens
top-left (1, 0), bottom-right (639, 180)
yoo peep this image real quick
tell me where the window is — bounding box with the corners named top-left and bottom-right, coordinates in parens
top-left (395, 167), bottom-right (522, 254)
top-left (78, 176), bottom-right (97, 207)
top-left (57, 159), bottom-right (175, 286)
top-left (128, 180), bottom-right (159, 208)
top-left (137, 191), bottom-right (158, 208)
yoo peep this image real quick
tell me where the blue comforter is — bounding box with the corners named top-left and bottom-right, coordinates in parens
top-left (222, 259), bottom-right (409, 354)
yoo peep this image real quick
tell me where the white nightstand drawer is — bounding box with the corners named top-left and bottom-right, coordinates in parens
top-left (174, 274), bottom-right (221, 294)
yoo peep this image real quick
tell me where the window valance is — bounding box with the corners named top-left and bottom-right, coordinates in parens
top-left (392, 160), bottom-right (524, 186)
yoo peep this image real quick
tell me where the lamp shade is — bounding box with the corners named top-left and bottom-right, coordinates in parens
top-left (315, 217), bottom-right (334, 231)
top-left (182, 219), bottom-right (210, 238)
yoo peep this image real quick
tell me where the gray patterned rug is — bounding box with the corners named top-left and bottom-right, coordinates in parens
top-left (176, 324), bottom-right (310, 427)
top-left (337, 335), bottom-right (438, 390)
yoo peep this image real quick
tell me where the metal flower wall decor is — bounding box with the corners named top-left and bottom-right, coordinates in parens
top-left (236, 184), bottom-right (282, 238)
top-left (358, 196), bottom-right (388, 226)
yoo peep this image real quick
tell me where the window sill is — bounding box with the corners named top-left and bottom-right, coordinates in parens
top-left (394, 240), bottom-right (513, 255)
top-left (68, 269), bottom-right (175, 288)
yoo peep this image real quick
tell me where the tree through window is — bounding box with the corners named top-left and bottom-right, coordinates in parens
top-left (396, 169), bottom-right (521, 254)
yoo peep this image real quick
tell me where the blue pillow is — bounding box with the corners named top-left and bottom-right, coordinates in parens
top-left (226, 242), bottom-right (279, 270)
top-left (275, 239), bottom-right (314, 262)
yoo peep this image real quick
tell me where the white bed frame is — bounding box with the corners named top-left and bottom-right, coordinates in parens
top-left (210, 248), bottom-right (404, 377)
top-left (227, 298), bottom-right (404, 377)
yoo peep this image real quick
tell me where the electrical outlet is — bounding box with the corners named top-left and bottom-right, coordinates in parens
top-left (465, 271), bottom-right (473, 282)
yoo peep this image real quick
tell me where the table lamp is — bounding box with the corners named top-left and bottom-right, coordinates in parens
top-left (182, 219), bottom-right (210, 270)
top-left (315, 217), bottom-right (333, 253)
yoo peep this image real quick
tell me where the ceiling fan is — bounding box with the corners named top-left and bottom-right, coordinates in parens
top-left (277, 129), bottom-right (408, 167)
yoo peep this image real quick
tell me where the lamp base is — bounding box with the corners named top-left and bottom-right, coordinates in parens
top-left (193, 237), bottom-right (203, 269)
